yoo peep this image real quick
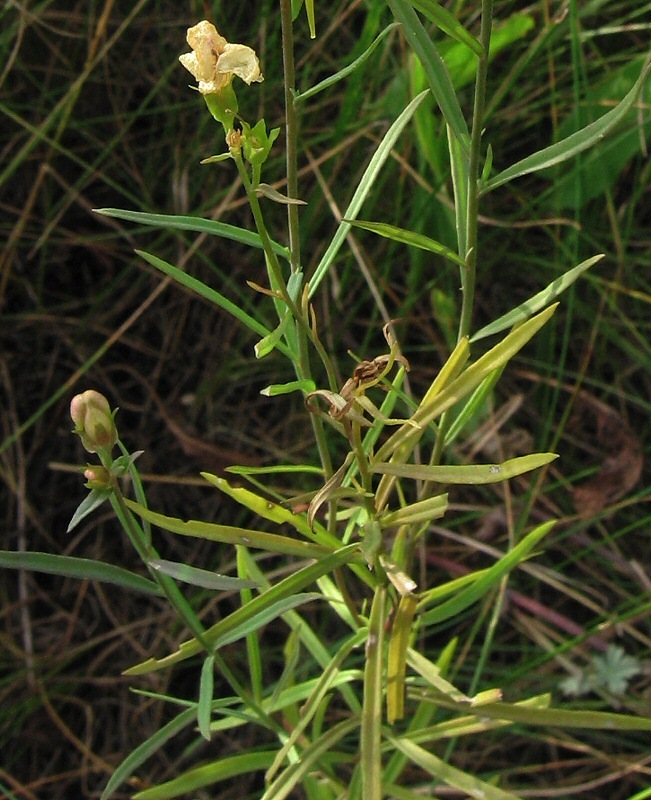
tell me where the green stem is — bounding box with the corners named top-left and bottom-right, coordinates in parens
top-left (279, 0), bottom-right (301, 274)
top-left (109, 482), bottom-right (211, 651)
top-left (233, 150), bottom-right (336, 481)
top-left (457, 0), bottom-right (493, 342)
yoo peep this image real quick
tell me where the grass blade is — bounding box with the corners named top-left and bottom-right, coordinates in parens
top-left (388, 735), bottom-right (524, 800)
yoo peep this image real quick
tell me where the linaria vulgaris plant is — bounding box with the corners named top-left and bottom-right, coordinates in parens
top-left (6, 4), bottom-right (651, 799)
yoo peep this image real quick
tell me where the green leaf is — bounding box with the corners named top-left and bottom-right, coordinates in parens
top-left (148, 559), bottom-right (259, 591)
top-left (446, 696), bottom-right (651, 731)
top-left (133, 249), bottom-right (292, 359)
top-left (200, 472), bottom-right (341, 550)
top-left (388, 735), bottom-right (523, 800)
top-left (94, 209), bottom-right (290, 260)
top-left (345, 219), bottom-right (464, 266)
top-left (255, 183), bottom-right (306, 205)
top-left (483, 56), bottom-right (651, 193)
top-left (308, 90), bottom-right (429, 297)
top-left (362, 587), bottom-right (388, 800)
top-left (261, 719), bottom-right (359, 800)
top-left (0, 550), bottom-right (162, 596)
top-left (294, 23), bottom-right (399, 103)
top-left (133, 751), bottom-right (277, 800)
top-left (387, 595), bottom-right (418, 723)
top-left (374, 304), bottom-right (557, 463)
top-left (266, 627), bottom-right (367, 783)
top-left (407, 0), bottom-right (483, 55)
top-left (470, 254), bottom-right (604, 342)
top-left (419, 520), bottom-right (555, 626)
top-left (198, 654), bottom-right (215, 741)
top-left (592, 645), bottom-right (643, 694)
top-left (380, 493), bottom-right (448, 528)
top-left (124, 543), bottom-right (362, 675)
top-left (371, 452), bottom-right (558, 484)
top-left (67, 488), bottom-right (111, 532)
top-left (542, 55), bottom-right (651, 209)
top-left (387, 0), bottom-right (469, 148)
top-left (124, 499), bottom-right (332, 559)
top-left (260, 379), bottom-right (316, 396)
top-left (100, 706), bottom-right (199, 799)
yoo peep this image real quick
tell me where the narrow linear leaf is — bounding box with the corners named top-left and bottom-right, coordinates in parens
top-left (134, 250), bottom-right (292, 358)
top-left (375, 305), bottom-right (557, 463)
top-left (387, 0), bottom-right (469, 147)
top-left (67, 488), bottom-right (111, 532)
top-left (100, 706), bottom-right (199, 799)
top-left (419, 520), bottom-right (555, 626)
top-left (406, 649), bottom-right (471, 704)
top-left (408, 0), bottom-right (483, 56)
top-left (125, 499), bottom-right (331, 559)
top-left (266, 627), bottom-right (367, 783)
top-left (345, 219), bottom-right (464, 266)
top-left (133, 751), bottom-right (276, 800)
top-left (387, 595), bottom-right (418, 723)
top-left (95, 209), bottom-right (290, 260)
top-left (260, 379), bottom-right (316, 396)
top-left (308, 90), bottom-right (429, 297)
top-left (471, 254), bottom-right (604, 342)
top-left (362, 587), bottom-right (388, 800)
top-left (450, 699), bottom-right (651, 731)
top-left (484, 57), bottom-right (651, 193)
top-left (380, 493), bottom-right (448, 528)
top-left (124, 543), bottom-right (362, 675)
top-left (371, 452), bottom-right (558, 484)
top-left (0, 550), bottom-right (162, 596)
top-left (261, 718), bottom-right (358, 800)
top-left (148, 559), bottom-right (259, 591)
top-left (201, 472), bottom-right (341, 550)
top-left (388, 736), bottom-right (523, 800)
top-left (198, 654), bottom-right (215, 740)
top-left (256, 183), bottom-right (307, 205)
top-left (295, 23), bottom-right (399, 103)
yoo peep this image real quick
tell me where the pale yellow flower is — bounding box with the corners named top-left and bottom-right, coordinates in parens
top-left (179, 20), bottom-right (263, 96)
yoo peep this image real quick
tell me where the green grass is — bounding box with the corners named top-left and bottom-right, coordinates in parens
top-left (1, 1), bottom-right (650, 798)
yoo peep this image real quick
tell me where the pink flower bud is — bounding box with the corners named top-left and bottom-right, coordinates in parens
top-left (83, 465), bottom-right (112, 490)
top-left (70, 390), bottom-right (118, 453)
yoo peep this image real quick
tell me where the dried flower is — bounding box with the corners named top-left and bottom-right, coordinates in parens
top-left (70, 390), bottom-right (118, 454)
top-left (179, 21), bottom-right (263, 96)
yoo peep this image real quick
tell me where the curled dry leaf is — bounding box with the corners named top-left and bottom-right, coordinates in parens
top-left (570, 393), bottom-right (643, 518)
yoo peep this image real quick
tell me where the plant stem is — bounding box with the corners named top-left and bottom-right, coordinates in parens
top-left (457, 0), bottom-right (493, 342)
top-left (279, 0), bottom-right (301, 274)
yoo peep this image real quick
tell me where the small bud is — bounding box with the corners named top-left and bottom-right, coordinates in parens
top-left (83, 465), bottom-right (112, 490)
top-left (70, 390), bottom-right (118, 454)
top-left (226, 127), bottom-right (243, 153)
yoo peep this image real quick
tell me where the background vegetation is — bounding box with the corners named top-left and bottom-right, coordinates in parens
top-left (1, 1), bottom-right (650, 798)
